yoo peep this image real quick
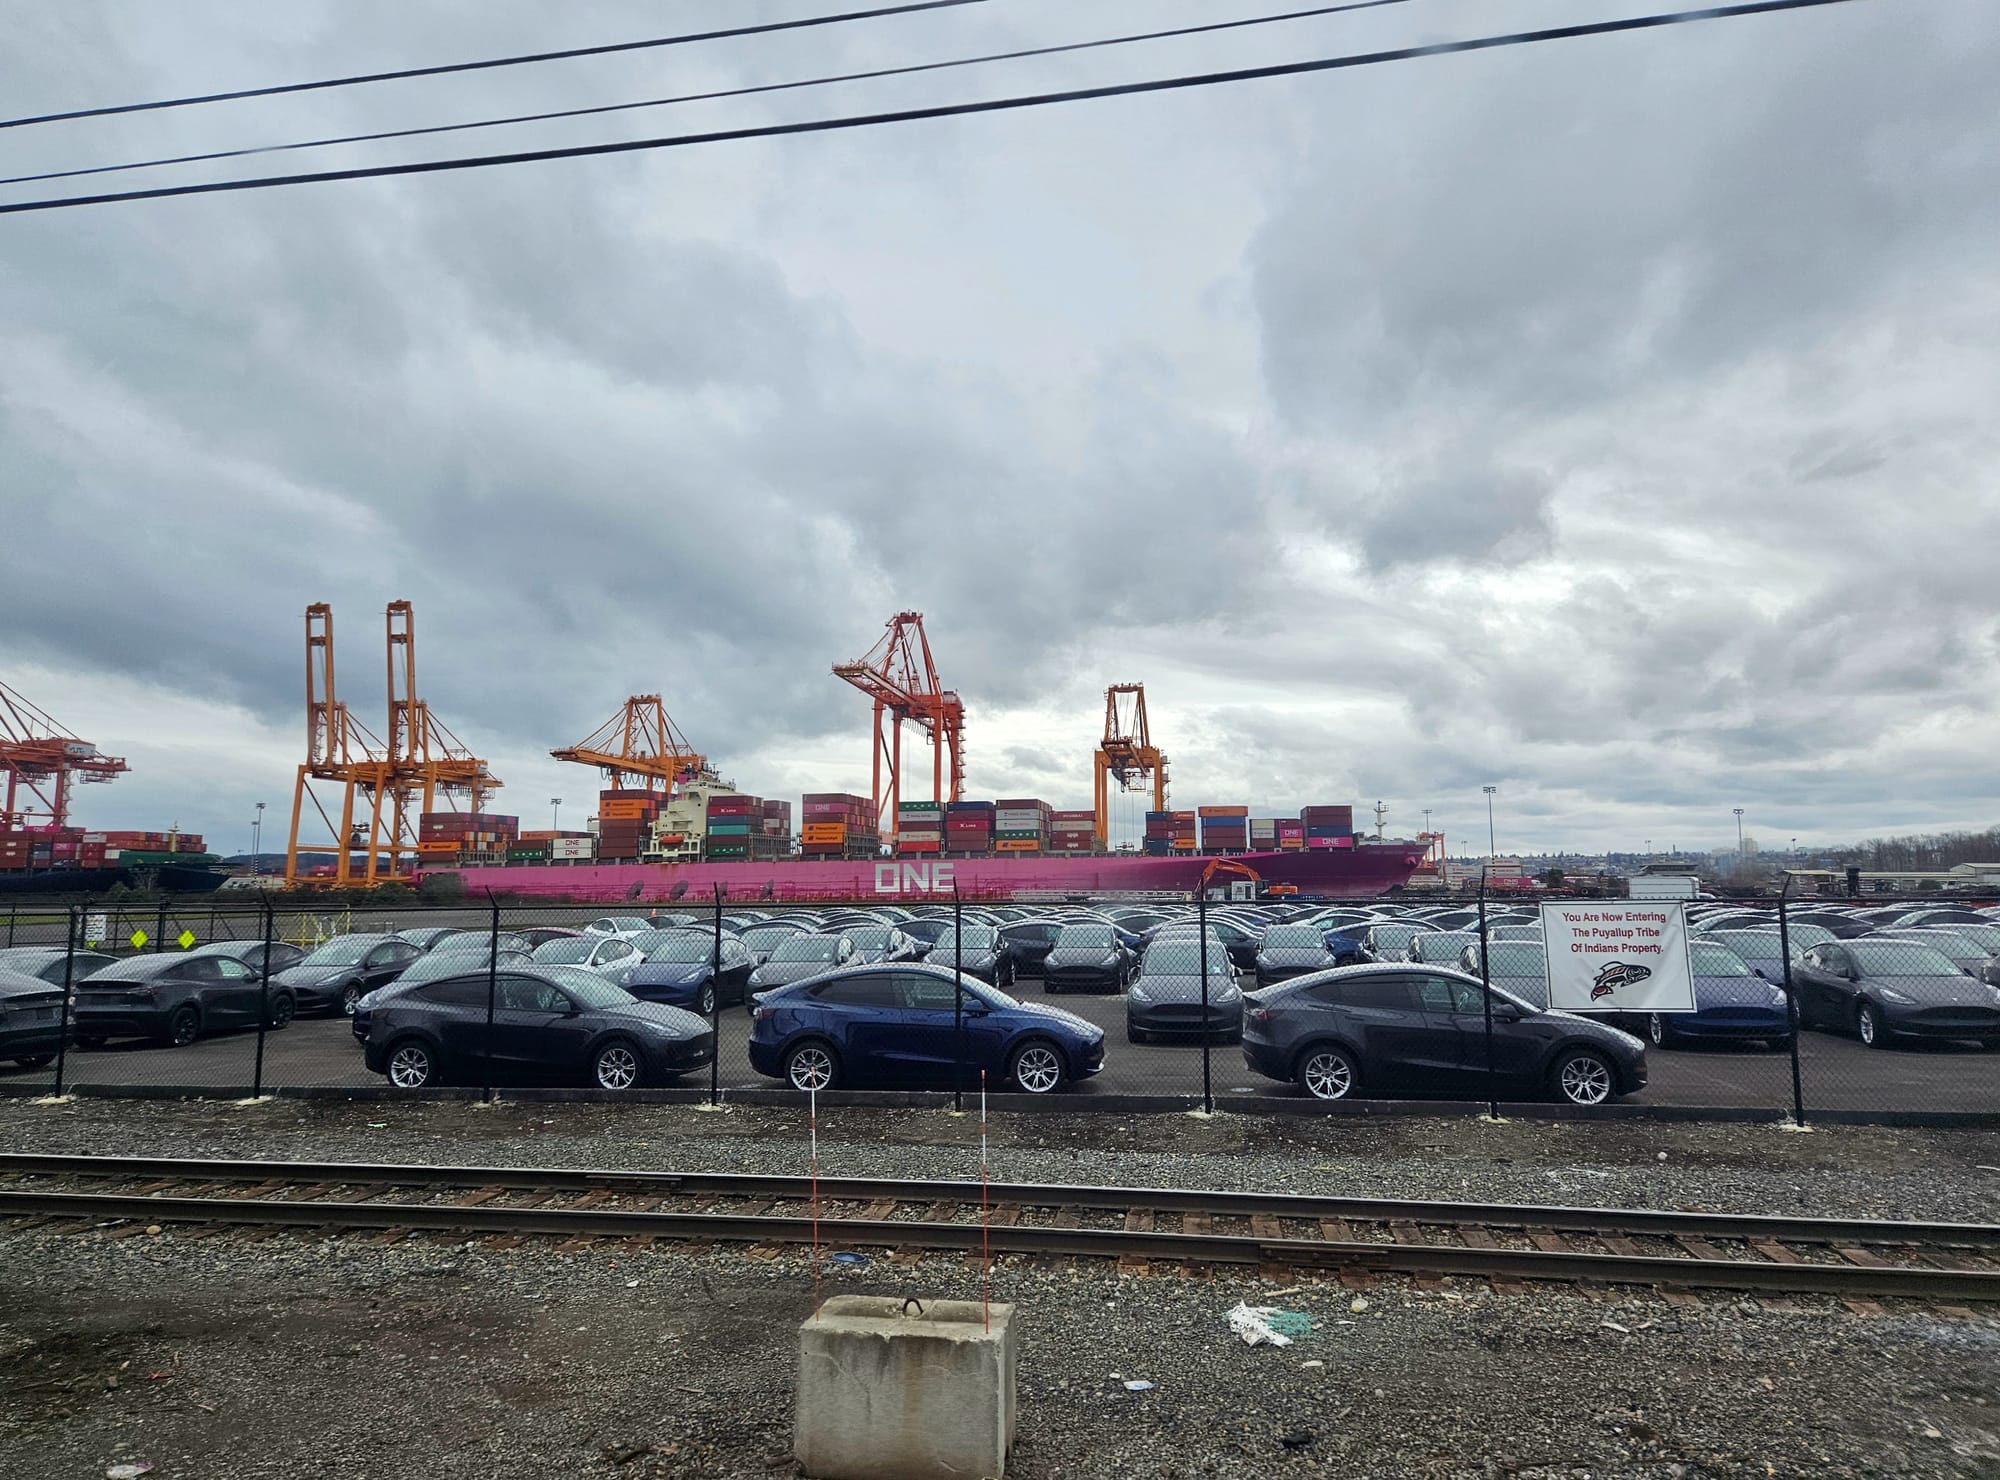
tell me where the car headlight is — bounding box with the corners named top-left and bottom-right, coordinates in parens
top-left (1101, 954), bottom-right (1120, 967)
top-left (1128, 985), bottom-right (1152, 1003)
top-left (1986, 985), bottom-right (2000, 1006)
top-left (1877, 988), bottom-right (1916, 1006)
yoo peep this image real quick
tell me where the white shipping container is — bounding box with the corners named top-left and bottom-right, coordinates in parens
top-left (896, 830), bottom-right (943, 842)
top-left (550, 837), bottom-right (596, 860)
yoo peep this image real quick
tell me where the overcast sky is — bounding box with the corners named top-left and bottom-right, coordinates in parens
top-left (3, 0), bottom-right (1995, 860)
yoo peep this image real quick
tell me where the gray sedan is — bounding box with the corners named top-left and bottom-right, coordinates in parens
top-left (1126, 942), bottom-right (1242, 1044)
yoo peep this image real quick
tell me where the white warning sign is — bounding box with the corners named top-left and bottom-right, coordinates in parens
top-left (1538, 901), bottom-right (1697, 1014)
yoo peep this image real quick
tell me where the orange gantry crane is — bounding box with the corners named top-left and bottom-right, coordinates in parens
top-left (551, 696), bottom-right (708, 796)
top-left (1093, 682), bottom-right (1168, 848)
top-left (833, 611), bottom-right (964, 835)
top-left (0, 679), bottom-right (129, 830)
top-left (285, 601), bottom-right (500, 888)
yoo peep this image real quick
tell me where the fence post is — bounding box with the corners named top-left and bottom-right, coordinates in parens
top-left (252, 891), bottom-right (274, 1099)
top-left (1776, 878), bottom-right (1806, 1128)
top-left (482, 888), bottom-right (499, 1104)
top-left (1478, 869), bottom-right (1496, 1120)
top-left (1197, 888), bottom-right (1213, 1114)
top-left (953, 883), bottom-right (964, 1114)
top-left (709, 884), bottom-right (722, 1107)
top-left (6, 905), bottom-right (13, 947)
top-left (53, 906), bottom-right (78, 1096)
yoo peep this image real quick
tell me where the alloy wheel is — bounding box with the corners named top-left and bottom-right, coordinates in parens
top-left (270, 994), bottom-right (296, 1030)
top-left (1300, 1050), bottom-right (1354, 1101)
top-left (787, 1044), bottom-right (835, 1092)
top-left (340, 983), bottom-right (362, 1016)
top-left (1857, 1003), bottom-right (1880, 1046)
top-left (1558, 1054), bottom-right (1612, 1105)
top-left (595, 1043), bottom-right (640, 1090)
top-left (698, 984), bottom-right (717, 1017)
top-left (1648, 1013), bottom-right (1666, 1046)
top-left (1012, 1044), bottom-right (1063, 1094)
top-left (169, 1009), bottom-right (199, 1047)
top-left (388, 1044), bottom-right (432, 1088)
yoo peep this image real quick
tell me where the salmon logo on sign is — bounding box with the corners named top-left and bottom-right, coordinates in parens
top-left (874, 861), bottom-right (956, 895)
top-left (1538, 902), bottom-right (1696, 1014)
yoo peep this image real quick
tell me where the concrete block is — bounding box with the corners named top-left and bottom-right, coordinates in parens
top-left (795, 1296), bottom-right (1017, 1480)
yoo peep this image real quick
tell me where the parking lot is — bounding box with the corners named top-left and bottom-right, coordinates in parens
top-left (4, 973), bottom-right (1993, 1114)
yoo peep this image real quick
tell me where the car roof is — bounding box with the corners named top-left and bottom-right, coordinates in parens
top-left (82, 955), bottom-right (186, 980)
top-left (0, 967), bottom-right (60, 994)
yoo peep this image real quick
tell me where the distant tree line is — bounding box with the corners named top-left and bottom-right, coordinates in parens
top-left (1825, 825), bottom-right (2000, 872)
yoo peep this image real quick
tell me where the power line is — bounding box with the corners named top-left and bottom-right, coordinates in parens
top-left (0, 0), bottom-right (1866, 218)
top-left (1, 1), bottom-right (1415, 189)
top-left (0, 0), bottom-right (989, 132)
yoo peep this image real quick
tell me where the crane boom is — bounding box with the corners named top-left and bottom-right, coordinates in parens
top-left (0, 679), bottom-right (130, 830)
top-left (1093, 682), bottom-right (1168, 848)
top-left (833, 611), bottom-right (964, 835)
top-left (552, 695), bottom-right (708, 793)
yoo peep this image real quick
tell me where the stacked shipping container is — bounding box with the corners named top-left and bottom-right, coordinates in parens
top-left (596, 790), bottom-right (658, 862)
top-left (896, 799), bottom-right (945, 856)
top-left (1249, 818), bottom-right (1279, 851)
top-left (1142, 811), bottom-right (1173, 856)
top-left (944, 800), bottom-right (994, 855)
top-left (993, 798), bottom-right (1051, 854)
top-left (801, 793), bottom-right (878, 859)
top-left (1301, 804), bottom-right (1356, 850)
top-left (1198, 805), bottom-right (1249, 855)
top-left (703, 793), bottom-right (758, 861)
top-left (418, 812), bottom-right (519, 862)
top-left (1049, 810), bottom-right (1096, 854)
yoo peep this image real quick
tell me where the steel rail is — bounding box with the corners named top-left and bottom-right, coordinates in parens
top-left (2, 1188), bottom-right (1994, 1301)
top-left (0, 1152), bottom-right (1993, 1250)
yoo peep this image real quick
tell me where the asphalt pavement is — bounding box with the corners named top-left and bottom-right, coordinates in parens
top-left (3, 969), bottom-right (1992, 1114)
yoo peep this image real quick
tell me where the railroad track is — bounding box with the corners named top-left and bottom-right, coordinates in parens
top-left (0, 1153), bottom-right (1994, 1304)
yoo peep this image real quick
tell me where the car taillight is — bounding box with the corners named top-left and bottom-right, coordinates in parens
top-left (1246, 1006), bottom-right (1273, 1025)
top-left (754, 1006), bottom-right (774, 1022)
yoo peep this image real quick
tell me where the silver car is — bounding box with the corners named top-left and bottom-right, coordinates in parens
top-left (747, 934), bottom-right (858, 991)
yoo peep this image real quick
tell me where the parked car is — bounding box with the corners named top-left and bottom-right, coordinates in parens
top-left (747, 934), bottom-right (859, 992)
top-left (1634, 942), bottom-right (1792, 1049)
top-left (894, 918), bottom-right (955, 952)
top-left (1240, 966), bottom-right (1648, 1105)
top-left (1356, 922), bottom-right (1425, 964)
top-left (1253, 924), bottom-right (1343, 988)
top-left (0, 967), bottom-right (68, 1068)
top-left (395, 926), bottom-right (462, 952)
top-left (72, 954), bottom-right (296, 1047)
top-left (1408, 931), bottom-right (1480, 968)
top-left (1702, 926), bottom-right (1835, 984)
top-left (737, 921), bottom-right (812, 965)
top-left (843, 926), bottom-right (921, 966)
top-left (0, 946), bottom-right (118, 987)
top-left (996, 921), bottom-right (1064, 978)
top-left (364, 965), bottom-right (715, 1090)
top-left (1485, 924), bottom-right (1543, 943)
top-left (351, 949), bottom-right (536, 1043)
top-left (1126, 942), bottom-right (1242, 1044)
top-left (1791, 940), bottom-right (2000, 1048)
top-left (747, 965), bottom-right (1104, 1095)
top-left (430, 929), bottom-right (534, 957)
top-left (583, 916), bottom-right (656, 941)
top-left (1872, 929), bottom-right (2000, 976)
top-left (516, 927), bottom-right (584, 949)
top-left (271, 934), bottom-right (425, 1017)
top-left (622, 930), bottom-right (758, 1015)
top-left (925, 925), bottom-right (1015, 987)
top-left (530, 934), bottom-right (642, 978)
top-left (1040, 924), bottom-right (1138, 994)
top-left (1458, 940), bottom-right (1551, 1008)
top-left (184, 939), bottom-right (308, 977)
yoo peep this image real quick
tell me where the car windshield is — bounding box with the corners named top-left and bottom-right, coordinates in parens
top-left (931, 927), bottom-right (997, 953)
top-left (1261, 925), bottom-right (1326, 949)
top-left (1056, 926), bottom-right (1114, 948)
top-left (299, 937), bottom-right (380, 967)
top-left (540, 967), bottom-right (635, 1007)
top-left (1140, 943), bottom-right (1234, 977)
top-left (772, 936), bottom-right (843, 963)
top-left (1482, 943), bottom-right (1546, 977)
top-left (1847, 943), bottom-right (1965, 977)
top-left (1885, 933), bottom-right (1986, 963)
top-left (595, 918), bottom-right (647, 932)
top-left (740, 926), bottom-right (800, 950)
top-left (636, 934), bottom-right (712, 963)
top-left (1710, 927), bottom-right (1832, 955)
top-left (1691, 944), bottom-right (1754, 977)
top-left (1415, 932), bottom-right (1477, 957)
top-left (531, 939), bottom-right (596, 964)
top-left (846, 928), bottom-right (892, 948)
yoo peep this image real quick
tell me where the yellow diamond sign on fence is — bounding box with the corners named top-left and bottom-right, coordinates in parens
top-left (177, 930), bottom-right (197, 950)
top-left (129, 930), bottom-right (149, 950)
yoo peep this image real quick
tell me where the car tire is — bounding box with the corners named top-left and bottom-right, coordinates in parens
top-left (1857, 1001), bottom-right (1887, 1049)
top-left (76, 1036), bottom-right (106, 1051)
top-left (268, 993), bottom-right (296, 1030)
top-left (1296, 1045), bottom-right (1359, 1101)
top-left (1008, 1040), bottom-right (1066, 1095)
top-left (165, 1006), bottom-right (201, 1048)
top-left (592, 1039), bottom-right (644, 1091)
top-left (13, 1055), bottom-right (53, 1070)
top-left (338, 982), bottom-right (364, 1018)
top-left (385, 1038), bottom-right (435, 1090)
top-left (1647, 1013), bottom-right (1679, 1048)
top-left (696, 984), bottom-right (716, 1018)
top-left (1551, 1049), bottom-right (1615, 1106)
top-left (784, 1039), bottom-right (840, 1093)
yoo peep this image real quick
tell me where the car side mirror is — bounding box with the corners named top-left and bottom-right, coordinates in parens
top-left (1752, 968), bottom-right (1768, 981)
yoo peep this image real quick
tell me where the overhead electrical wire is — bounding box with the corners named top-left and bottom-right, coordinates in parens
top-left (0, 0), bottom-right (1866, 218)
top-left (0, 0), bottom-right (990, 132)
top-left (0, 0), bottom-right (1417, 188)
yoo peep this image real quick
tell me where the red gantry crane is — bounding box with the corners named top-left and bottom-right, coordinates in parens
top-left (551, 695), bottom-right (708, 797)
top-left (0, 679), bottom-right (129, 830)
top-left (381, 599), bottom-right (501, 875)
top-left (833, 611), bottom-right (965, 835)
top-left (1093, 682), bottom-right (1169, 849)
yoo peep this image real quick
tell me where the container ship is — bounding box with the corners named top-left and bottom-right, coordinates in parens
top-left (420, 787), bottom-right (1423, 904)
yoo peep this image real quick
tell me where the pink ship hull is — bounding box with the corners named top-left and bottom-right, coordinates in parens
top-left (430, 847), bottom-right (1424, 904)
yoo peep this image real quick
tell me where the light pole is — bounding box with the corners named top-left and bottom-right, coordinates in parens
top-left (252, 802), bottom-right (265, 874)
top-left (1481, 786), bottom-right (1497, 857)
top-left (551, 797), bottom-right (563, 833)
top-left (1733, 807), bottom-right (1746, 857)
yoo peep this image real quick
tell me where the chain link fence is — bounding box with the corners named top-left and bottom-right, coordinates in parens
top-left (1, 888), bottom-right (1994, 1121)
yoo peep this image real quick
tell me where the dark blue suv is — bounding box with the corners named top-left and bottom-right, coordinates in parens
top-left (749, 964), bottom-right (1105, 1095)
